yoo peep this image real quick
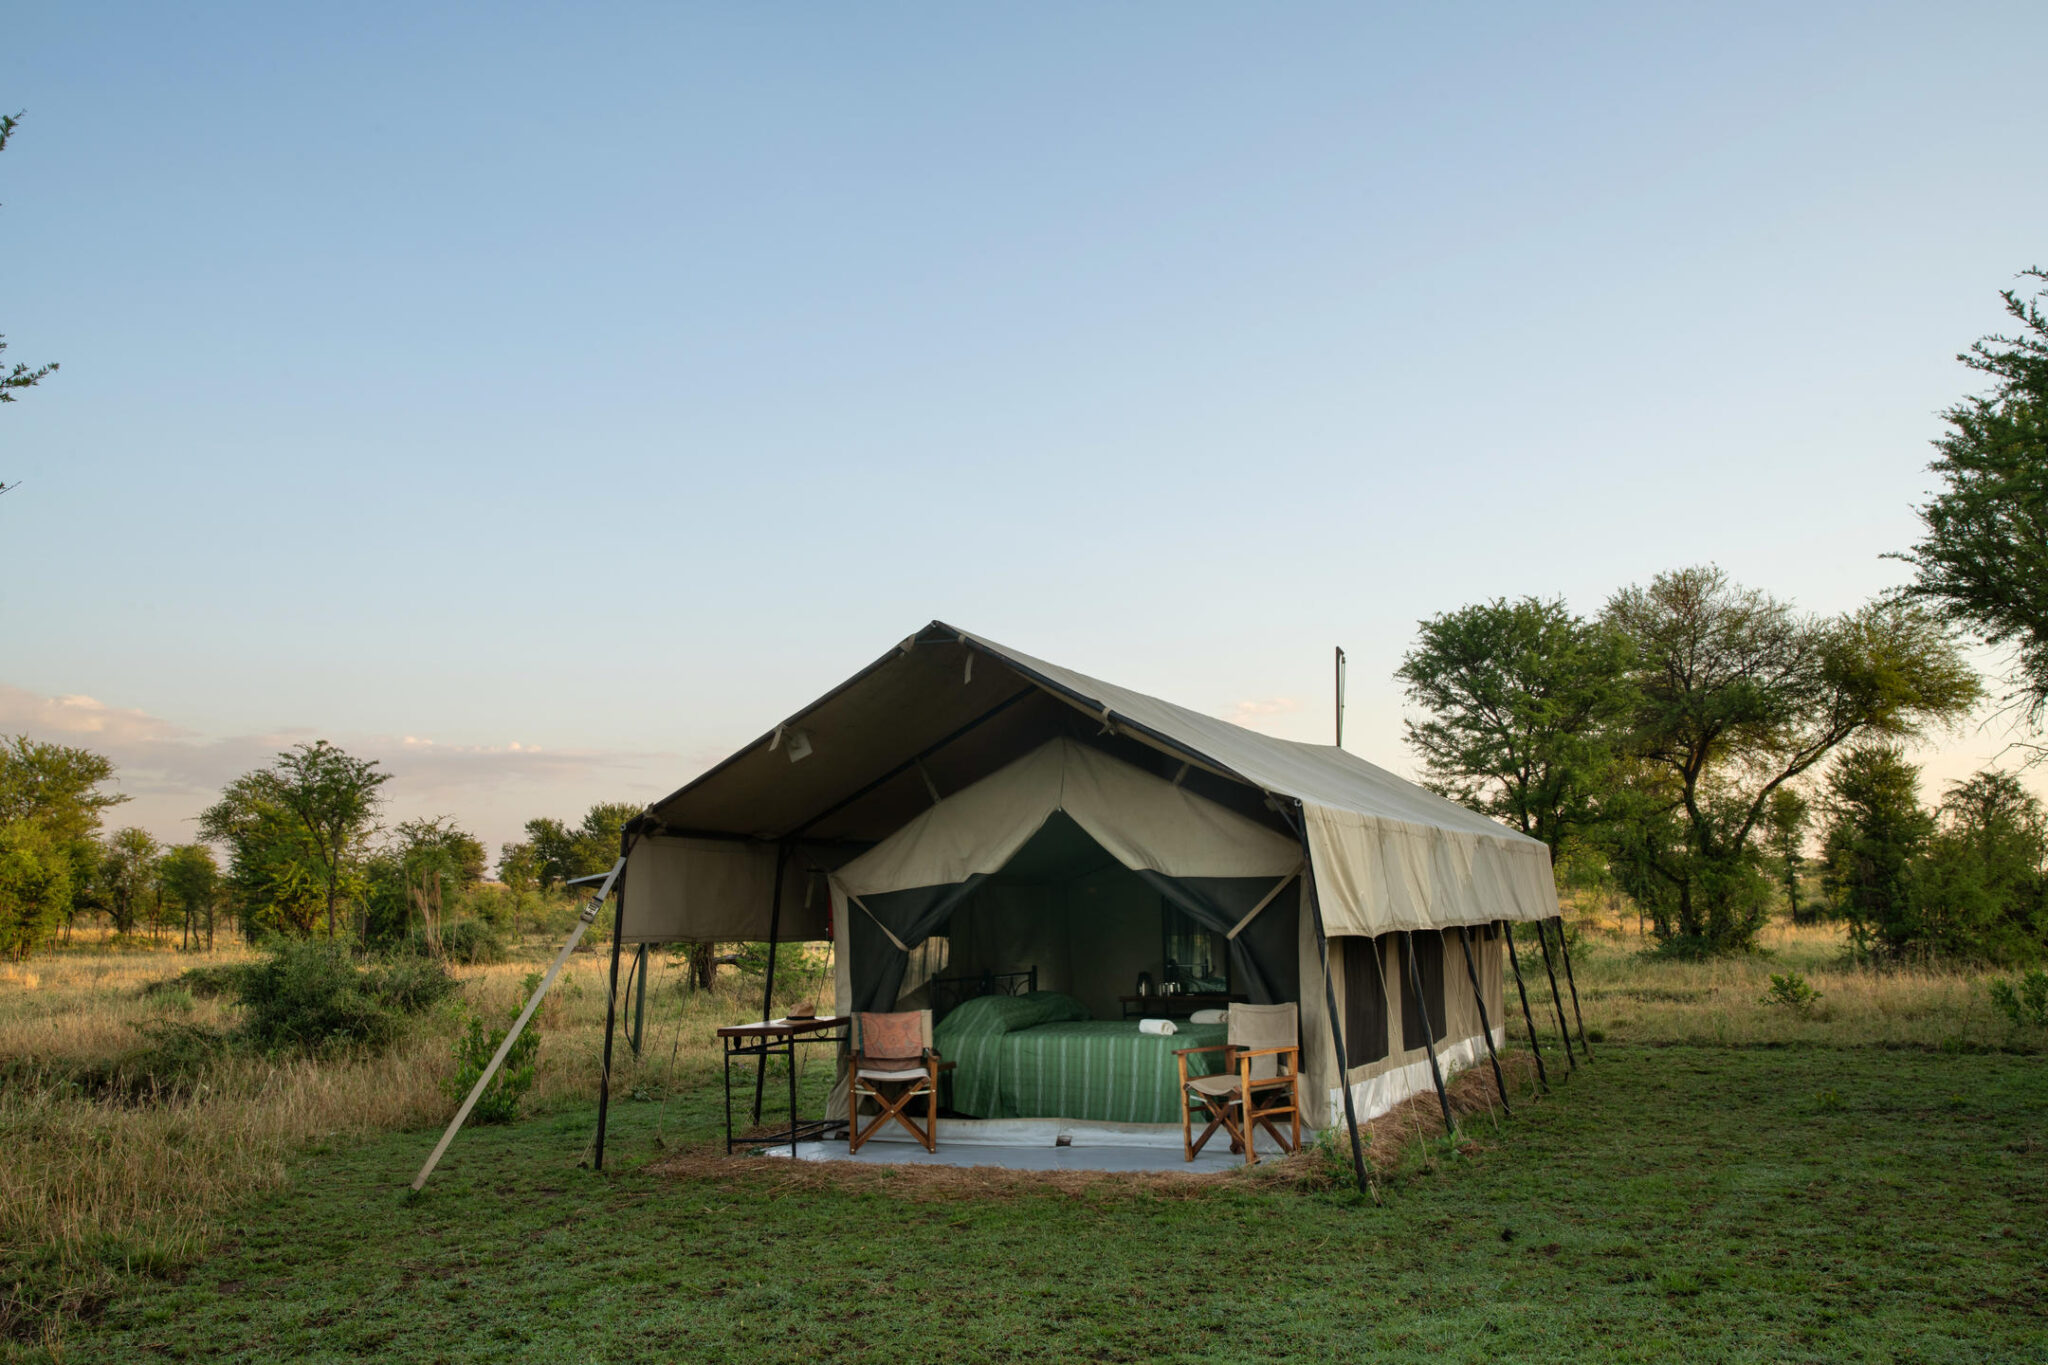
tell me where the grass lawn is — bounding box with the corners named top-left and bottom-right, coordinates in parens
top-left (62, 1043), bottom-right (2048, 1364)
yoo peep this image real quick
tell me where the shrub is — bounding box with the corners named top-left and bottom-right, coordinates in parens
top-left (436, 919), bottom-right (506, 965)
top-left (1988, 969), bottom-right (2048, 1030)
top-left (1763, 971), bottom-right (1822, 1014)
top-left (126, 1019), bottom-right (233, 1089)
top-left (234, 940), bottom-right (456, 1055)
top-left (142, 963), bottom-right (250, 1000)
top-left (445, 1007), bottom-right (539, 1124)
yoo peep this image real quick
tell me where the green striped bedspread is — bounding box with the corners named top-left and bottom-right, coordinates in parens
top-left (944, 1020), bottom-right (1227, 1125)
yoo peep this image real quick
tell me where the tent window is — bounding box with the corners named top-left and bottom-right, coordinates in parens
top-left (1161, 902), bottom-right (1229, 994)
top-left (1340, 937), bottom-right (1389, 1066)
top-left (1399, 931), bottom-right (1448, 1048)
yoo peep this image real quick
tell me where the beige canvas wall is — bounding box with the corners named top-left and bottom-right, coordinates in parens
top-left (1299, 922), bottom-right (1506, 1129)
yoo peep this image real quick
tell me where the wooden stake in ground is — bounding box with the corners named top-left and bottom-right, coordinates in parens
top-left (411, 857), bottom-right (626, 1192)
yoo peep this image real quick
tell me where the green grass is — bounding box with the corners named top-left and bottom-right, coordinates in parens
top-left (48, 1045), bottom-right (2048, 1364)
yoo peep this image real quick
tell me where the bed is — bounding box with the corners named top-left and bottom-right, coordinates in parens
top-left (932, 991), bottom-right (1226, 1125)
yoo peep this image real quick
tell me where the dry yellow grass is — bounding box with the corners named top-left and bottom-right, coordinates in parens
top-left (0, 939), bottom-right (809, 1339)
top-left (1558, 918), bottom-right (2017, 1050)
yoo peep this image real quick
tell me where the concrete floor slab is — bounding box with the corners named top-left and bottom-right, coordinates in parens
top-left (762, 1137), bottom-right (1250, 1173)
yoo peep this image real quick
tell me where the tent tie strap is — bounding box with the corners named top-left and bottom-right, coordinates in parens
top-left (1227, 862), bottom-right (1304, 940)
top-left (843, 889), bottom-right (912, 952)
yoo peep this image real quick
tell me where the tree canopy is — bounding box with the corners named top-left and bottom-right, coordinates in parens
top-left (1900, 268), bottom-right (2048, 735)
top-left (1, 112), bottom-right (58, 501)
top-left (201, 742), bottom-right (389, 941)
top-left (1396, 596), bottom-right (1634, 855)
top-left (511, 801), bottom-right (640, 888)
top-left (1602, 568), bottom-right (1979, 949)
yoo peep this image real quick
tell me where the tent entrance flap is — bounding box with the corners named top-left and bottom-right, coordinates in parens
top-left (841, 809), bottom-right (1300, 1018)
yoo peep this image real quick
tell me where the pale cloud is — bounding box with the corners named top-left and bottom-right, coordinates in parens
top-left (0, 685), bottom-right (694, 855)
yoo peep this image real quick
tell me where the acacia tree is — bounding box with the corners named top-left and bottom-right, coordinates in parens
top-left (202, 742), bottom-right (389, 941)
top-left (1, 112), bottom-right (59, 499)
top-left (1821, 746), bottom-right (1933, 960)
top-left (159, 843), bottom-right (221, 951)
top-left (0, 737), bottom-right (124, 945)
top-left (1604, 567), bottom-right (1980, 951)
top-left (1396, 596), bottom-right (1636, 855)
top-left (101, 827), bottom-right (161, 938)
top-left (1917, 771), bottom-right (2048, 963)
top-left (1900, 268), bottom-right (2048, 742)
top-left (0, 819), bottom-right (71, 960)
top-left (1763, 787), bottom-right (1813, 924)
top-left (521, 801), bottom-right (640, 887)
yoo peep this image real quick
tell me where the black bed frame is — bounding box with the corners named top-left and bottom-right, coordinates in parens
top-left (929, 967), bottom-right (1037, 1022)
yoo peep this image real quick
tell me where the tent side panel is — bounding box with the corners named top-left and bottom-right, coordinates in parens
top-left (620, 838), bottom-right (830, 944)
top-left (1316, 927), bottom-right (1506, 1130)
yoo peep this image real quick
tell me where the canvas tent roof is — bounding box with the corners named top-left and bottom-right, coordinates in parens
top-left (632, 623), bottom-right (1556, 938)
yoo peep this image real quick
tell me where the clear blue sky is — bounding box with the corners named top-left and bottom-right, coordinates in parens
top-left (4, 3), bottom-right (2044, 850)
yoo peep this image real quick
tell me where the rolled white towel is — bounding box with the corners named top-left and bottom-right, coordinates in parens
top-left (1137, 1018), bottom-right (1177, 1036)
top-left (1189, 1008), bottom-right (1228, 1025)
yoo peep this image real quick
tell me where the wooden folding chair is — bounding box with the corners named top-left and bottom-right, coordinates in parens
top-left (1177, 1002), bottom-right (1301, 1165)
top-left (848, 1010), bottom-right (942, 1154)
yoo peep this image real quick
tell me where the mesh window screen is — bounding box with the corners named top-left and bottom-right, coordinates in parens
top-left (1399, 930), bottom-right (1448, 1047)
top-left (1340, 936), bottom-right (1390, 1066)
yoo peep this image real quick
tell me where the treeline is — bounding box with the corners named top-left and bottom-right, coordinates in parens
top-left (1400, 269), bottom-right (2048, 964)
top-left (0, 733), bottom-right (639, 963)
top-left (1396, 569), bottom-right (1994, 956)
top-left (0, 737), bottom-right (224, 958)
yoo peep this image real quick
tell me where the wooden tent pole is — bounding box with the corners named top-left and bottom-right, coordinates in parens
top-left (1404, 931), bottom-right (1455, 1134)
top-left (1456, 925), bottom-right (1509, 1118)
top-left (751, 844), bottom-right (790, 1124)
top-left (1284, 807), bottom-right (1369, 1198)
top-left (593, 870), bottom-right (630, 1170)
top-left (1555, 914), bottom-right (1591, 1057)
top-left (413, 857), bottom-right (624, 1190)
top-left (1533, 916), bottom-right (1577, 1072)
top-left (1502, 921), bottom-right (1550, 1092)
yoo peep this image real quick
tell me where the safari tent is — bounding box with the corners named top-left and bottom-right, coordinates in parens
top-left (609, 623), bottom-right (1563, 1153)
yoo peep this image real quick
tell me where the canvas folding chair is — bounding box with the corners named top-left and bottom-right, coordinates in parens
top-left (1177, 1002), bottom-right (1302, 1165)
top-left (848, 1010), bottom-right (943, 1154)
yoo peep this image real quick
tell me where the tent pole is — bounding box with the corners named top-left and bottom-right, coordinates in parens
top-left (1404, 931), bottom-right (1455, 1134)
top-left (1502, 921), bottom-right (1550, 1092)
top-left (1534, 916), bottom-right (1576, 1072)
top-left (593, 871), bottom-right (629, 1171)
top-left (630, 944), bottom-right (648, 1058)
top-left (1555, 914), bottom-right (1590, 1057)
top-left (1281, 806), bottom-right (1368, 1198)
top-left (1456, 925), bottom-right (1509, 1119)
top-left (412, 856), bottom-right (625, 1191)
top-left (1307, 878), bottom-right (1370, 1198)
top-left (751, 844), bottom-right (789, 1125)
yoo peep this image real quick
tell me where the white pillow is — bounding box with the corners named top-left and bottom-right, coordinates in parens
top-left (1189, 1008), bottom-right (1228, 1025)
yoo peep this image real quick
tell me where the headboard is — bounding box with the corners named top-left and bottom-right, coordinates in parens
top-left (930, 967), bottom-right (1038, 1021)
